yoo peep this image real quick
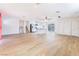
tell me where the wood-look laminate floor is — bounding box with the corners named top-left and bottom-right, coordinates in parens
top-left (0, 33), bottom-right (79, 56)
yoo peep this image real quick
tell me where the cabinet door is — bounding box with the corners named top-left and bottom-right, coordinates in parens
top-left (63, 19), bottom-right (71, 35)
top-left (56, 19), bottom-right (64, 34)
top-left (72, 19), bottom-right (79, 37)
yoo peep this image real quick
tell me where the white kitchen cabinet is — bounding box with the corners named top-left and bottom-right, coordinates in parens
top-left (72, 19), bottom-right (79, 37)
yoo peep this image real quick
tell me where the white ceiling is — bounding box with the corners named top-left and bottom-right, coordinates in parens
top-left (0, 3), bottom-right (79, 19)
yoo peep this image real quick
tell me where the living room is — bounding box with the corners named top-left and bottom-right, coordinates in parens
top-left (0, 3), bottom-right (79, 56)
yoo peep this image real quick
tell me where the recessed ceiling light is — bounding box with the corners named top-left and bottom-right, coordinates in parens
top-left (58, 16), bottom-right (61, 18)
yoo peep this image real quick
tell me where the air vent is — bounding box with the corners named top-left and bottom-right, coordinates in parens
top-left (56, 11), bottom-right (60, 13)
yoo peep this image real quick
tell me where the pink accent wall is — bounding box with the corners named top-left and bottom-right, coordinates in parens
top-left (0, 13), bottom-right (2, 39)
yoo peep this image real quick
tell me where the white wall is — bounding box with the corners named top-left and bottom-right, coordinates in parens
top-left (56, 18), bottom-right (72, 35)
top-left (1, 3), bottom-right (79, 36)
top-left (55, 16), bottom-right (79, 37)
top-left (71, 17), bottom-right (79, 37)
top-left (2, 16), bottom-right (19, 35)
